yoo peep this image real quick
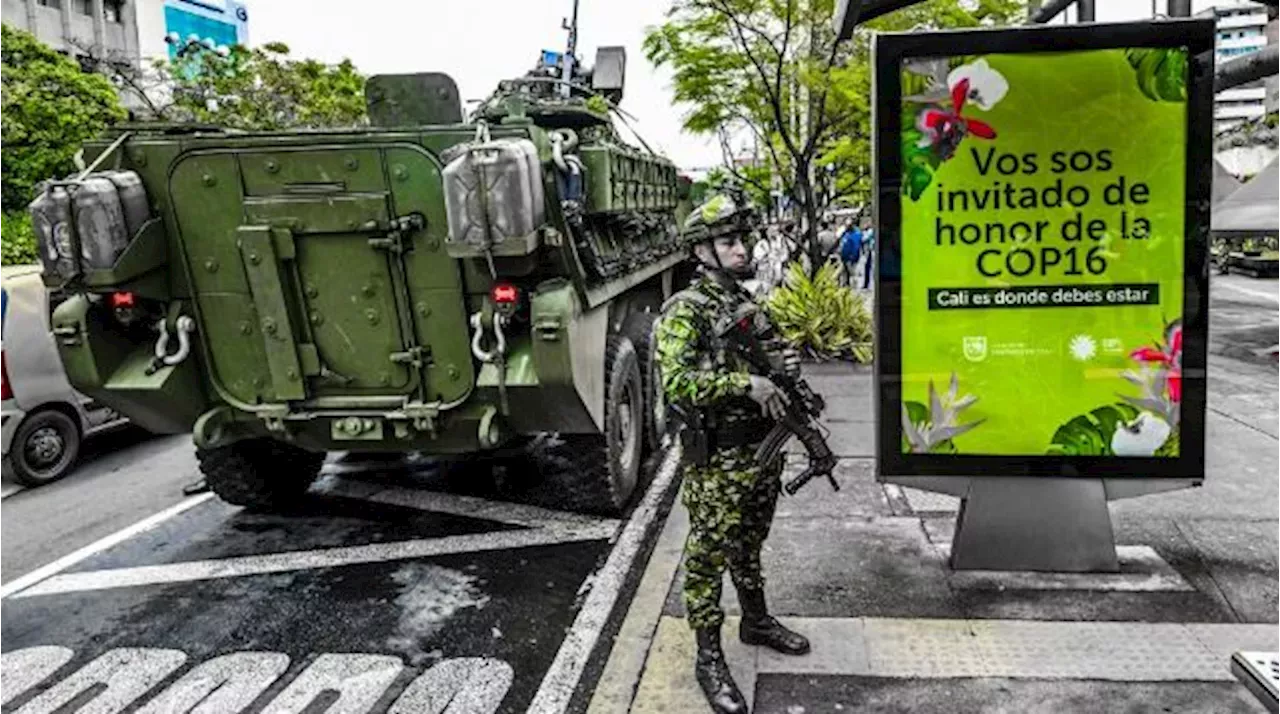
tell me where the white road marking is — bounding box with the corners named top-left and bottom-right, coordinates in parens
top-left (527, 447), bottom-right (682, 714)
top-left (134, 652), bottom-right (290, 714)
top-left (1215, 278), bottom-right (1280, 303)
top-left (12, 648), bottom-right (187, 714)
top-left (1, 493), bottom-right (214, 599)
top-left (14, 521), bottom-right (617, 598)
top-left (4, 648), bottom-right (514, 714)
top-left (261, 654), bottom-right (403, 714)
top-left (315, 477), bottom-right (620, 530)
top-left (387, 658), bottom-right (514, 713)
top-left (0, 647), bottom-right (74, 705)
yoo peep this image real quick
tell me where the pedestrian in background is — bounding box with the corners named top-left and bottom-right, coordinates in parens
top-left (839, 221), bottom-right (862, 287)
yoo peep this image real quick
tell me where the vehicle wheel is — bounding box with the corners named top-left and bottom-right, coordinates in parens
top-left (9, 409), bottom-right (82, 487)
top-left (622, 311), bottom-right (669, 453)
top-left (543, 335), bottom-right (645, 515)
top-left (197, 438), bottom-right (325, 510)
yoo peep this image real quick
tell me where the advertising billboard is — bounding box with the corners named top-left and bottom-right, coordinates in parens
top-left (164, 0), bottom-right (249, 57)
top-left (873, 21), bottom-right (1215, 480)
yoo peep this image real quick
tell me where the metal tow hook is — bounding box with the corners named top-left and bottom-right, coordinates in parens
top-left (470, 311), bottom-right (510, 415)
top-left (147, 316), bottom-right (196, 375)
top-left (469, 312), bottom-right (507, 364)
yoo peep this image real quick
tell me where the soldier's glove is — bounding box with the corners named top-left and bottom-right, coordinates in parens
top-left (782, 348), bottom-right (801, 379)
top-left (748, 375), bottom-right (789, 421)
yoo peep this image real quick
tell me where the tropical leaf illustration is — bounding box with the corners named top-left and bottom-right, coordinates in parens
top-left (1046, 403), bottom-right (1140, 456)
top-left (902, 373), bottom-right (984, 453)
top-left (1124, 48), bottom-right (1187, 103)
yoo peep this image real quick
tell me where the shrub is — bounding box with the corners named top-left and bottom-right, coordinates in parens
top-left (2, 211), bottom-right (37, 265)
top-left (766, 261), bottom-right (873, 362)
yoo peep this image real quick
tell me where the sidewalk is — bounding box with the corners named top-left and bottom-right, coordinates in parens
top-left (588, 359), bottom-right (1279, 713)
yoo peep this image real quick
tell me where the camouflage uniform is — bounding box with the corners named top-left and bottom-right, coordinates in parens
top-left (657, 272), bottom-right (784, 630)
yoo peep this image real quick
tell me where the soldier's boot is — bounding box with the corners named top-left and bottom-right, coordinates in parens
top-left (738, 588), bottom-right (810, 655)
top-left (694, 627), bottom-right (748, 714)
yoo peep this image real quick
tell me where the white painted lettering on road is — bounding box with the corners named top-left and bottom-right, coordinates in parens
top-left (13, 648), bottom-right (186, 714)
top-left (0, 646), bottom-right (74, 705)
top-left (388, 658), bottom-right (513, 713)
top-left (134, 652), bottom-right (290, 714)
top-left (260, 653), bottom-right (403, 714)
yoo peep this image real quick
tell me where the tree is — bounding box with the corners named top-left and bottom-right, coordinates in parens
top-left (1, 24), bottom-right (127, 210)
top-left (645, 0), bottom-right (1023, 266)
top-left (87, 40), bottom-right (368, 130)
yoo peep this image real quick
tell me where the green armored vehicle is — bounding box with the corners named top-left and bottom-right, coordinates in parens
top-left (31, 40), bottom-right (692, 514)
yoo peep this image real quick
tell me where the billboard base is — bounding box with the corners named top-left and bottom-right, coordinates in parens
top-left (1230, 651), bottom-right (1280, 713)
top-left (951, 477), bottom-right (1118, 572)
top-left (883, 475), bottom-right (1202, 573)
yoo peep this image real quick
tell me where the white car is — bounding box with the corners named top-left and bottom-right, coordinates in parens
top-left (2, 265), bottom-right (127, 487)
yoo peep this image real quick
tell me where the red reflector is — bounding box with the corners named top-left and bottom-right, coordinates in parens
top-left (1, 352), bottom-right (11, 401)
top-left (111, 291), bottom-right (136, 308)
top-left (491, 284), bottom-right (519, 304)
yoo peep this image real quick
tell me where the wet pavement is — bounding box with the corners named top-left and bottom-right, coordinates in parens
top-left (2, 448), bottom-right (681, 714)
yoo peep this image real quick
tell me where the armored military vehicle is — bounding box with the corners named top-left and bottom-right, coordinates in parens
top-left (30, 32), bottom-right (693, 514)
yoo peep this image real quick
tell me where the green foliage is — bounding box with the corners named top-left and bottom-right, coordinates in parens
top-left (1046, 403), bottom-right (1139, 456)
top-left (1, 211), bottom-right (37, 265)
top-left (159, 42), bottom-right (367, 130)
top-left (1124, 48), bottom-right (1187, 103)
top-left (766, 261), bottom-right (873, 362)
top-left (1, 24), bottom-right (126, 209)
top-left (643, 0), bottom-right (1024, 251)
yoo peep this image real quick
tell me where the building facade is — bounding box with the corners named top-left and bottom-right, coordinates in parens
top-left (2, 0), bottom-right (141, 61)
top-left (2, 0), bottom-right (248, 64)
top-left (1197, 0), bottom-right (1277, 131)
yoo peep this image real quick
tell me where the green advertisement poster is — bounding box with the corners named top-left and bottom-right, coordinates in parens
top-left (898, 49), bottom-right (1186, 459)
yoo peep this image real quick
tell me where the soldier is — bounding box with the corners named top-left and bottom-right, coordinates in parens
top-left (657, 194), bottom-right (809, 714)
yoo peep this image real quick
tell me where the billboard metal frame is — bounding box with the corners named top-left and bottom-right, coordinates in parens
top-left (870, 19), bottom-right (1216, 571)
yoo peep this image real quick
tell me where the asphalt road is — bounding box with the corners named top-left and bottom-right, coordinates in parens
top-left (2, 441), bottom-right (680, 714)
top-left (1208, 272), bottom-right (1278, 365)
top-left (2, 427), bottom-right (194, 583)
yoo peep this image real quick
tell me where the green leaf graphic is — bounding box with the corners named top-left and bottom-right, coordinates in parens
top-left (1125, 48), bottom-right (1187, 103)
top-left (1046, 403), bottom-right (1140, 456)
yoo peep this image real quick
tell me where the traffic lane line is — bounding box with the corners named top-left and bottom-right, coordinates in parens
top-left (528, 445), bottom-right (682, 714)
top-left (51, 482), bottom-right (601, 575)
top-left (313, 476), bottom-right (621, 530)
top-left (1, 493), bottom-right (214, 599)
top-left (1213, 277), bottom-right (1280, 303)
top-left (13, 521), bottom-right (618, 598)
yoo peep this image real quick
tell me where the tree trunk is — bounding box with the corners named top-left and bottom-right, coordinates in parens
top-left (795, 159), bottom-right (821, 274)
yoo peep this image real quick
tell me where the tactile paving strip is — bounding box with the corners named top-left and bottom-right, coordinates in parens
top-left (840, 618), bottom-right (1264, 681)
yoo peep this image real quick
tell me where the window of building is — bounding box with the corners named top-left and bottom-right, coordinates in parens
top-left (105, 0), bottom-right (124, 22)
top-left (73, 0), bottom-right (91, 15)
top-left (37, 0), bottom-right (62, 9)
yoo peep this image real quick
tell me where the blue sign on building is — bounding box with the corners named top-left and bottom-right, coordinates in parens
top-left (163, 0), bottom-right (249, 57)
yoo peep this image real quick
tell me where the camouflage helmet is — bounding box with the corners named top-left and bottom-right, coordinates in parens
top-left (681, 193), bottom-right (757, 246)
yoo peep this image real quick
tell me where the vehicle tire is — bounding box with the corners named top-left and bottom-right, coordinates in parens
top-left (197, 438), bottom-right (325, 510)
top-left (543, 335), bottom-right (645, 515)
top-left (9, 408), bottom-right (82, 487)
top-left (622, 311), bottom-right (669, 453)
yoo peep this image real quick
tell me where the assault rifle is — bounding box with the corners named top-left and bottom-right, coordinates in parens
top-left (717, 304), bottom-right (839, 495)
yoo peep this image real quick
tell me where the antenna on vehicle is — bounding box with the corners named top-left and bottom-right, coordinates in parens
top-left (559, 0), bottom-right (580, 99)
